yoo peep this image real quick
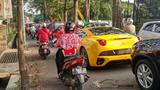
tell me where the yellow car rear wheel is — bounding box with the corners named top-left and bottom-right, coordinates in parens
top-left (80, 48), bottom-right (90, 68)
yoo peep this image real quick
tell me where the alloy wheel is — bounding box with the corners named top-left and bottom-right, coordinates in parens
top-left (137, 64), bottom-right (153, 89)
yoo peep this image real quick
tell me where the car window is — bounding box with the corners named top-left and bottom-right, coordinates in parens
top-left (100, 23), bottom-right (109, 26)
top-left (90, 27), bottom-right (126, 36)
top-left (154, 23), bottom-right (160, 33)
top-left (85, 23), bottom-right (95, 27)
top-left (143, 23), bottom-right (154, 32)
top-left (76, 30), bottom-right (87, 38)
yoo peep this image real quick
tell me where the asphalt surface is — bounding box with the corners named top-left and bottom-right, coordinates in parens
top-left (27, 38), bottom-right (140, 90)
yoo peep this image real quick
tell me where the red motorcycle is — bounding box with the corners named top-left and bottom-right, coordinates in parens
top-left (60, 48), bottom-right (89, 90)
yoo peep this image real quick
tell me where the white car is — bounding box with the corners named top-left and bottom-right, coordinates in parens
top-left (138, 21), bottom-right (160, 40)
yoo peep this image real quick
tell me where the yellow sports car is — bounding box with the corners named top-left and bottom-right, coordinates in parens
top-left (78, 26), bottom-right (139, 67)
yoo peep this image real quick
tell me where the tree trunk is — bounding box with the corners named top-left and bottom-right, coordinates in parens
top-left (64, 0), bottom-right (68, 22)
top-left (112, 0), bottom-right (122, 28)
top-left (43, 0), bottom-right (47, 19)
top-left (112, 0), bottom-right (116, 27)
top-left (74, 0), bottom-right (78, 23)
top-left (85, 0), bottom-right (90, 21)
top-left (17, 0), bottom-right (28, 89)
top-left (133, 0), bottom-right (136, 23)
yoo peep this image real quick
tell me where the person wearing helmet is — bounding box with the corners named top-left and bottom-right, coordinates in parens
top-left (37, 23), bottom-right (51, 43)
top-left (52, 25), bottom-right (64, 40)
top-left (123, 18), bottom-right (136, 35)
top-left (54, 21), bottom-right (81, 76)
top-left (30, 24), bottom-right (36, 39)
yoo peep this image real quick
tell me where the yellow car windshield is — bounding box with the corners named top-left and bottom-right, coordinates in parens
top-left (90, 27), bottom-right (126, 36)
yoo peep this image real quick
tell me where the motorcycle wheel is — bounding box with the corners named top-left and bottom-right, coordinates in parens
top-left (70, 77), bottom-right (82, 90)
top-left (43, 56), bottom-right (47, 60)
top-left (75, 81), bottom-right (82, 90)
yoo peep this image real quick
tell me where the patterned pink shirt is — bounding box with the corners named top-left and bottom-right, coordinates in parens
top-left (56, 33), bottom-right (81, 50)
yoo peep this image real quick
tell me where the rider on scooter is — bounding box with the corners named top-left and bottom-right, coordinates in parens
top-left (37, 23), bottom-right (51, 43)
top-left (54, 21), bottom-right (81, 77)
top-left (53, 25), bottom-right (65, 39)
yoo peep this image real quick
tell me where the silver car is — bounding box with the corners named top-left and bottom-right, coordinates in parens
top-left (138, 21), bottom-right (160, 40)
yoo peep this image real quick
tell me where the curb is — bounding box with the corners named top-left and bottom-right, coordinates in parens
top-left (6, 75), bottom-right (20, 90)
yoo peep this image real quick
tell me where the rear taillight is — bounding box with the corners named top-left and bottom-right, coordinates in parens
top-left (76, 58), bottom-right (83, 66)
top-left (97, 39), bottom-right (106, 46)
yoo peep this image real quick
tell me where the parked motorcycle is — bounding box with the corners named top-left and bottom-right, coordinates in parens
top-left (59, 49), bottom-right (89, 90)
top-left (38, 42), bottom-right (50, 59)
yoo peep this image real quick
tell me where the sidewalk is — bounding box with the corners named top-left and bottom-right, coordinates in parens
top-left (0, 49), bottom-right (19, 90)
top-left (0, 47), bottom-right (41, 90)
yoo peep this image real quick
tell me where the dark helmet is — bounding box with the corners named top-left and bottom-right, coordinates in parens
top-left (65, 21), bottom-right (75, 33)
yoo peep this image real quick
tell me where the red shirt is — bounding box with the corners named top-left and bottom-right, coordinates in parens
top-left (38, 28), bottom-right (51, 42)
top-left (53, 30), bottom-right (64, 39)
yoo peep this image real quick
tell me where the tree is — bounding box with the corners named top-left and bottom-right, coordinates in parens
top-left (31, 0), bottom-right (64, 20)
top-left (85, 0), bottom-right (90, 21)
top-left (74, 0), bottom-right (78, 23)
top-left (112, 0), bottom-right (122, 28)
top-left (89, 0), bottom-right (112, 20)
top-left (30, 0), bottom-right (113, 21)
top-left (121, 2), bottom-right (133, 18)
top-left (12, 0), bottom-right (28, 22)
top-left (64, 0), bottom-right (68, 22)
top-left (30, 0), bottom-right (131, 24)
top-left (17, 0), bottom-right (28, 89)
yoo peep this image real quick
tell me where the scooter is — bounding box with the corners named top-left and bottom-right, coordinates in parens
top-left (38, 42), bottom-right (50, 59)
top-left (60, 49), bottom-right (89, 90)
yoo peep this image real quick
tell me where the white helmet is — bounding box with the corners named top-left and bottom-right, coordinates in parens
top-left (43, 23), bottom-right (47, 27)
top-left (127, 18), bottom-right (133, 24)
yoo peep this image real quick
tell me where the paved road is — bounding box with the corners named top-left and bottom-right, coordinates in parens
top-left (27, 39), bottom-right (140, 90)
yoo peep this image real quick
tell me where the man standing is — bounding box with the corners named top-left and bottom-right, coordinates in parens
top-left (123, 18), bottom-right (136, 35)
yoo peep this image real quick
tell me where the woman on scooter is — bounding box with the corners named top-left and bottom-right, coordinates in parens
top-left (54, 21), bottom-right (81, 77)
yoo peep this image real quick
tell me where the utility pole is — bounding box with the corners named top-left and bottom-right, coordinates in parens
top-left (74, 0), bottom-right (78, 23)
top-left (85, 0), bottom-right (90, 21)
top-left (17, 0), bottom-right (28, 89)
top-left (64, 0), bottom-right (68, 22)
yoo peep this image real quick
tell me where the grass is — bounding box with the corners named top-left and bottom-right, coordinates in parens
top-left (7, 29), bottom-right (17, 43)
top-left (10, 74), bottom-right (39, 90)
top-left (8, 79), bottom-right (20, 90)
